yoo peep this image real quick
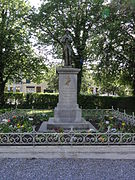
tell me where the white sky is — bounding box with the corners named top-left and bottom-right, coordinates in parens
top-left (28, 0), bottom-right (111, 7)
top-left (28, 0), bottom-right (42, 8)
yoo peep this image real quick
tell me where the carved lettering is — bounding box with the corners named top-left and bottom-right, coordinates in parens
top-left (65, 75), bottom-right (71, 86)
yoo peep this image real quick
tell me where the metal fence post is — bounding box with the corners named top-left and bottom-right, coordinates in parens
top-left (32, 125), bottom-right (36, 147)
top-left (132, 112), bottom-right (135, 125)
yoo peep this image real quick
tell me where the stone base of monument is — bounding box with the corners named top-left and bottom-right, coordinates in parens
top-left (39, 67), bottom-right (92, 132)
top-left (47, 118), bottom-right (91, 130)
top-left (39, 119), bottom-right (92, 132)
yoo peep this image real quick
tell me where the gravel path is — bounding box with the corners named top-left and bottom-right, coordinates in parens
top-left (0, 159), bottom-right (135, 180)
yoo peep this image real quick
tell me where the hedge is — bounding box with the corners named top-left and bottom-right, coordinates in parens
top-left (3, 93), bottom-right (135, 113)
top-left (4, 92), bottom-right (24, 107)
top-left (78, 95), bottom-right (135, 113)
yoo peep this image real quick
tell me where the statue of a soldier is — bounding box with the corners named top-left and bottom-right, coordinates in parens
top-left (61, 30), bottom-right (72, 66)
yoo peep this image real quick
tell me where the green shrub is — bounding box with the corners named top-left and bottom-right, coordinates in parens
top-left (4, 92), bottom-right (24, 108)
top-left (4, 92), bottom-right (135, 113)
top-left (5, 93), bottom-right (58, 109)
top-left (78, 95), bottom-right (135, 113)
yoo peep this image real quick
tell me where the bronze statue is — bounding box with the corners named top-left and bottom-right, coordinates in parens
top-left (61, 30), bottom-right (72, 66)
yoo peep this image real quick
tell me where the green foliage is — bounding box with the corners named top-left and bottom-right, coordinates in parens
top-left (93, 67), bottom-right (132, 96)
top-left (3, 92), bottom-right (135, 113)
top-left (44, 66), bottom-right (58, 92)
top-left (18, 93), bottom-right (58, 109)
top-left (0, 115), bottom-right (33, 133)
top-left (89, 0), bottom-right (135, 95)
top-left (31, 0), bottom-right (104, 93)
top-left (0, 113), bottom-right (50, 133)
top-left (94, 115), bottom-right (135, 133)
top-left (78, 95), bottom-right (135, 113)
top-left (6, 92), bottom-right (61, 109)
top-left (80, 68), bottom-right (95, 94)
top-left (0, 108), bottom-right (10, 114)
top-left (0, 0), bottom-right (47, 106)
top-left (0, 0), bottom-right (32, 81)
top-left (4, 92), bottom-right (24, 106)
top-left (32, 0), bottom-right (135, 95)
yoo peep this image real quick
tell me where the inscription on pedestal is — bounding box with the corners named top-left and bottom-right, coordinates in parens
top-left (65, 75), bottom-right (71, 86)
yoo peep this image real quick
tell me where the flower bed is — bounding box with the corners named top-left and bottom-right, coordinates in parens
top-left (90, 115), bottom-right (135, 133)
top-left (0, 113), bottom-right (48, 133)
top-left (0, 109), bottom-right (135, 133)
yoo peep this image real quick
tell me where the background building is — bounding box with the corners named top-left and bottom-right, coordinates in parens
top-left (6, 79), bottom-right (52, 93)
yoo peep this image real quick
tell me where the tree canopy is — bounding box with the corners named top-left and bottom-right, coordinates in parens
top-left (31, 0), bottom-right (104, 93)
top-left (89, 0), bottom-right (135, 95)
top-left (0, 0), bottom-right (46, 106)
top-left (31, 0), bottom-right (135, 95)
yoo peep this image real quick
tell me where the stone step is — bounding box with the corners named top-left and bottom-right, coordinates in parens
top-left (38, 120), bottom-right (97, 132)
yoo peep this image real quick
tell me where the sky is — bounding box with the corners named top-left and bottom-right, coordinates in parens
top-left (28, 0), bottom-right (42, 8)
top-left (28, 0), bottom-right (112, 9)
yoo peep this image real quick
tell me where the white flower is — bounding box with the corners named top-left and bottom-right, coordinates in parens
top-left (28, 118), bottom-right (33, 121)
top-left (88, 129), bottom-right (96, 133)
top-left (1, 119), bottom-right (8, 124)
top-left (111, 128), bottom-right (117, 133)
top-left (105, 121), bottom-right (109, 125)
top-left (2, 119), bottom-right (8, 122)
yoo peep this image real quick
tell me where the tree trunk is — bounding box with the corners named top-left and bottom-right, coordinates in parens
top-left (0, 81), bottom-right (5, 107)
top-left (74, 55), bottom-right (83, 95)
top-left (131, 61), bottom-right (135, 96)
top-left (132, 78), bottom-right (135, 96)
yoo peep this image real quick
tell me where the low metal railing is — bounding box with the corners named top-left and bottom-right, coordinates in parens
top-left (83, 108), bottom-right (135, 125)
top-left (83, 108), bottom-right (113, 119)
top-left (111, 109), bottom-right (135, 125)
top-left (0, 132), bottom-right (135, 145)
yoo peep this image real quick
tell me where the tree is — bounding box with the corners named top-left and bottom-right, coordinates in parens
top-left (93, 66), bottom-right (132, 96)
top-left (0, 0), bottom-right (46, 107)
top-left (31, 0), bottom-right (104, 94)
top-left (89, 0), bottom-right (135, 95)
top-left (80, 68), bottom-right (95, 94)
top-left (44, 65), bottom-right (58, 92)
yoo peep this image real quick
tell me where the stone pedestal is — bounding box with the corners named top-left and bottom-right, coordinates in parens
top-left (54, 67), bottom-right (81, 122)
top-left (46, 67), bottom-right (90, 130)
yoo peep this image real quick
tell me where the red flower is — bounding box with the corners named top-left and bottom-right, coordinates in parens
top-left (13, 116), bottom-right (16, 119)
top-left (8, 119), bottom-right (10, 122)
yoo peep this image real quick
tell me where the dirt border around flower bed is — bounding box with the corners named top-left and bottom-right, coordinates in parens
top-left (0, 145), bottom-right (135, 159)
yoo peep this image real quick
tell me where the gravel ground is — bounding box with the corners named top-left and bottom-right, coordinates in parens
top-left (0, 159), bottom-right (135, 180)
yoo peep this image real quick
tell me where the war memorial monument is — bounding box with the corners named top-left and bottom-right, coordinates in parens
top-left (39, 30), bottom-right (90, 131)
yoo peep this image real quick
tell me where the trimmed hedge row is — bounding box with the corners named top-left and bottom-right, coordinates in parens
top-left (4, 92), bottom-right (58, 109)
top-left (78, 95), bottom-right (135, 113)
top-left (4, 93), bottom-right (135, 113)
